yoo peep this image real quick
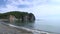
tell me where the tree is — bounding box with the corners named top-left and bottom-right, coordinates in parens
top-left (0, 11), bottom-right (35, 22)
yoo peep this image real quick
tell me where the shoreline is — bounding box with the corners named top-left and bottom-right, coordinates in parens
top-left (1, 22), bottom-right (56, 34)
top-left (0, 22), bottom-right (33, 34)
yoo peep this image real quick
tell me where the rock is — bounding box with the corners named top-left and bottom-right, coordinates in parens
top-left (9, 15), bottom-right (17, 23)
top-left (28, 13), bottom-right (35, 21)
top-left (0, 11), bottom-right (35, 22)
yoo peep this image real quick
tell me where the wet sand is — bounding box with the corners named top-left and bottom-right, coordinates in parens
top-left (0, 22), bottom-right (57, 34)
top-left (0, 22), bottom-right (33, 34)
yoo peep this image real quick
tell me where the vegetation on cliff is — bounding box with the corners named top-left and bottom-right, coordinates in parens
top-left (0, 11), bottom-right (35, 21)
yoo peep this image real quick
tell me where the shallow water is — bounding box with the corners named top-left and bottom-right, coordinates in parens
top-left (8, 18), bottom-right (60, 34)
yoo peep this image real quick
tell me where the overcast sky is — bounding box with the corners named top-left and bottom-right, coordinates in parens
top-left (0, 0), bottom-right (60, 19)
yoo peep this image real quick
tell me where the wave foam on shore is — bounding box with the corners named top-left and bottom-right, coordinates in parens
top-left (1, 22), bottom-right (56, 34)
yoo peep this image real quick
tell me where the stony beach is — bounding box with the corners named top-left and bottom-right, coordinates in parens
top-left (0, 22), bottom-right (33, 34)
top-left (0, 22), bottom-right (57, 34)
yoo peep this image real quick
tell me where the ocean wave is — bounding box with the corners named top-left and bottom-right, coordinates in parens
top-left (1, 22), bottom-right (58, 34)
top-left (8, 24), bottom-right (40, 33)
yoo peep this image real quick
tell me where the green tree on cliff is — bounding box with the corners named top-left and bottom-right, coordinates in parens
top-left (0, 11), bottom-right (35, 21)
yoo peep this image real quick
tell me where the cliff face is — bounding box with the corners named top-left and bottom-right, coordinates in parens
top-left (22, 13), bottom-right (35, 21)
top-left (0, 11), bottom-right (35, 22)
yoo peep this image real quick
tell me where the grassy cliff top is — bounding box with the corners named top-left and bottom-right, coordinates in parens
top-left (0, 11), bottom-right (35, 19)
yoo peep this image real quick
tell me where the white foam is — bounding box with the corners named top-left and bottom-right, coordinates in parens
top-left (8, 24), bottom-right (40, 33)
top-left (8, 24), bottom-right (16, 27)
top-left (1, 22), bottom-right (58, 34)
top-left (1, 22), bottom-right (52, 34)
top-left (8, 24), bottom-right (50, 34)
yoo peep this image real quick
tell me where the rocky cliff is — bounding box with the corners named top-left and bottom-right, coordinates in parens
top-left (0, 11), bottom-right (35, 22)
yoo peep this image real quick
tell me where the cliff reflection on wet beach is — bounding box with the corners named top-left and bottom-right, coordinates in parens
top-left (9, 20), bottom-right (35, 29)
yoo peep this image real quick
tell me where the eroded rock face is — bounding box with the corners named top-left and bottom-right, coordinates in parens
top-left (9, 15), bottom-right (16, 23)
top-left (0, 11), bottom-right (35, 22)
top-left (22, 13), bottom-right (35, 22)
top-left (28, 13), bottom-right (35, 21)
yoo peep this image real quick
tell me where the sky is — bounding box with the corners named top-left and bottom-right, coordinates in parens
top-left (0, 0), bottom-right (60, 19)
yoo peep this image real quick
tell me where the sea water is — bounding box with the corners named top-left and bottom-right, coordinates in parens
top-left (9, 17), bottom-right (60, 34)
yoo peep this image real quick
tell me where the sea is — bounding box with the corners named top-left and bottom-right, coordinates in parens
top-left (5, 17), bottom-right (60, 34)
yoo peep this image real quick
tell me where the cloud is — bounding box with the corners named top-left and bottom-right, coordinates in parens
top-left (50, 0), bottom-right (60, 2)
top-left (0, 0), bottom-right (49, 19)
top-left (0, 0), bottom-right (48, 11)
top-left (0, 0), bottom-right (7, 7)
top-left (1, 0), bottom-right (60, 19)
top-left (7, 0), bottom-right (34, 8)
top-left (0, 0), bottom-right (48, 8)
top-left (48, 0), bottom-right (60, 5)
